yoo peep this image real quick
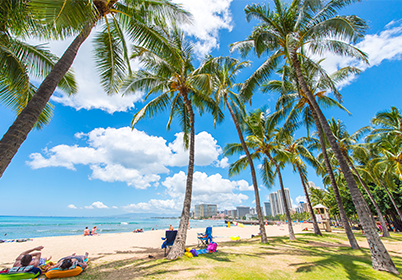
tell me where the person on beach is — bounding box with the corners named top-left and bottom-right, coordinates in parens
top-left (84, 227), bottom-right (90, 236)
top-left (49, 253), bottom-right (89, 270)
top-left (169, 225), bottom-right (174, 231)
top-left (13, 246), bottom-right (51, 268)
top-left (91, 226), bottom-right (98, 235)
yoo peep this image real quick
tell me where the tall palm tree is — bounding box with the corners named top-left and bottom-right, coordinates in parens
top-left (232, 0), bottom-right (397, 273)
top-left (328, 118), bottom-right (390, 237)
top-left (369, 106), bottom-right (402, 139)
top-left (0, 0), bottom-right (189, 178)
top-left (267, 61), bottom-right (359, 247)
top-left (225, 109), bottom-right (296, 240)
top-left (204, 56), bottom-right (268, 243)
top-left (123, 27), bottom-right (223, 259)
top-left (281, 133), bottom-right (322, 235)
top-left (0, 0), bottom-right (76, 128)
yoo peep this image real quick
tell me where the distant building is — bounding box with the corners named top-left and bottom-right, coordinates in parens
top-left (250, 207), bottom-right (256, 215)
top-left (227, 210), bottom-right (237, 218)
top-left (269, 189), bottom-right (292, 216)
top-left (194, 204), bottom-right (217, 218)
top-left (264, 202), bottom-right (272, 216)
top-left (296, 201), bottom-right (305, 213)
top-left (236, 206), bottom-right (250, 218)
top-left (307, 181), bottom-right (321, 189)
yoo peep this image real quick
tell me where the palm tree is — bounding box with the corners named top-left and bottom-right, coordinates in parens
top-left (281, 133), bottom-right (322, 235)
top-left (369, 106), bottom-right (402, 139)
top-left (267, 60), bottom-right (359, 247)
top-left (123, 27), bottom-right (223, 259)
top-left (204, 56), bottom-right (268, 243)
top-left (328, 119), bottom-right (390, 237)
top-left (0, 0), bottom-right (76, 128)
top-left (232, 0), bottom-right (397, 273)
top-left (0, 0), bottom-right (189, 178)
top-left (225, 109), bottom-right (296, 240)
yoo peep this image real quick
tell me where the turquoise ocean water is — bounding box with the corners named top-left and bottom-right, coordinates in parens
top-left (0, 216), bottom-right (226, 240)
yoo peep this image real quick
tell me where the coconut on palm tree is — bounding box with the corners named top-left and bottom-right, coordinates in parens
top-left (0, 0), bottom-right (189, 178)
top-left (123, 27), bottom-right (223, 259)
top-left (232, 0), bottom-right (397, 273)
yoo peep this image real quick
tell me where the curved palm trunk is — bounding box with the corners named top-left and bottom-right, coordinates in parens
top-left (295, 163), bottom-right (322, 235)
top-left (266, 153), bottom-right (296, 240)
top-left (310, 108), bottom-right (359, 248)
top-left (344, 156), bottom-right (390, 237)
top-left (166, 93), bottom-right (194, 260)
top-left (0, 23), bottom-right (94, 178)
top-left (380, 181), bottom-right (402, 222)
top-left (224, 97), bottom-right (268, 243)
top-left (292, 53), bottom-right (398, 274)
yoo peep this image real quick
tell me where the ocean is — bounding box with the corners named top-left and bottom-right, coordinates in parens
top-left (0, 216), bottom-right (226, 240)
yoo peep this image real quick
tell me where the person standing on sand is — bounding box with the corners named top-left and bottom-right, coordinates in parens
top-left (13, 246), bottom-right (51, 268)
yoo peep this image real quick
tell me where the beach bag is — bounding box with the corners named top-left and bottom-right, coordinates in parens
top-left (184, 252), bottom-right (193, 258)
top-left (207, 242), bottom-right (217, 252)
top-left (190, 249), bottom-right (198, 257)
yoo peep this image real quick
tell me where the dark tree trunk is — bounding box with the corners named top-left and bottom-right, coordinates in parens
top-left (380, 181), bottom-right (402, 222)
top-left (390, 212), bottom-right (402, 231)
top-left (295, 164), bottom-right (322, 235)
top-left (291, 52), bottom-right (398, 274)
top-left (0, 23), bottom-right (94, 177)
top-left (166, 93), bottom-right (195, 260)
top-left (310, 107), bottom-right (359, 248)
top-left (224, 97), bottom-right (268, 243)
top-left (345, 155), bottom-right (390, 237)
top-left (266, 153), bottom-right (296, 240)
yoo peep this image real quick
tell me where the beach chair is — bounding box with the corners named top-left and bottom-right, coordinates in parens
top-left (197, 227), bottom-right (213, 248)
top-left (161, 230), bottom-right (177, 257)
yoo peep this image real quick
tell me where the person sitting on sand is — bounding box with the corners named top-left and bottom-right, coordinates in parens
top-left (14, 246), bottom-right (52, 268)
top-left (84, 227), bottom-right (90, 236)
top-left (169, 225), bottom-right (174, 231)
top-left (91, 226), bottom-right (98, 235)
top-left (49, 253), bottom-right (89, 271)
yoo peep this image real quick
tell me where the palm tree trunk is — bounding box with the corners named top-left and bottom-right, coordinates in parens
top-left (166, 93), bottom-right (194, 260)
top-left (266, 153), bottom-right (296, 240)
top-left (224, 97), bottom-right (268, 243)
top-left (291, 52), bottom-right (398, 274)
top-left (380, 181), bottom-right (402, 222)
top-left (295, 164), bottom-right (322, 235)
top-left (310, 107), bottom-right (359, 248)
top-left (344, 155), bottom-right (390, 237)
top-left (0, 23), bottom-right (94, 178)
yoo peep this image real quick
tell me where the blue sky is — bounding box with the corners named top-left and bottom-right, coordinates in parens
top-left (1, 0), bottom-right (401, 217)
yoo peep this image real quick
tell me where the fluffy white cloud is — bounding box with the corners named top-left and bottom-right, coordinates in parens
top-left (122, 199), bottom-right (178, 213)
top-left (162, 171), bottom-right (249, 210)
top-left (67, 204), bottom-right (77, 209)
top-left (216, 157), bottom-right (229, 168)
top-left (84, 201), bottom-right (109, 209)
top-left (174, 0), bottom-right (233, 57)
top-left (27, 128), bottom-right (226, 188)
top-left (314, 22), bottom-right (402, 88)
top-left (295, 195), bottom-right (306, 204)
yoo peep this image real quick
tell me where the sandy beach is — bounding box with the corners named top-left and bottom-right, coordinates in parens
top-left (0, 224), bottom-right (303, 267)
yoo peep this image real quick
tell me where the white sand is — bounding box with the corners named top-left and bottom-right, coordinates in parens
top-left (0, 223), bottom-right (303, 267)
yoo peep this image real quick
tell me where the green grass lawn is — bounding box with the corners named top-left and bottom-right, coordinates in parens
top-left (71, 232), bottom-right (402, 280)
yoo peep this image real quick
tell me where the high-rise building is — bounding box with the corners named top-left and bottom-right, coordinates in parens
top-left (307, 181), bottom-right (320, 189)
top-left (269, 188), bottom-right (292, 216)
top-left (264, 202), bottom-right (272, 216)
top-left (194, 204), bottom-right (217, 218)
top-left (296, 201), bottom-right (305, 213)
top-left (227, 210), bottom-right (237, 218)
top-left (236, 206), bottom-right (250, 218)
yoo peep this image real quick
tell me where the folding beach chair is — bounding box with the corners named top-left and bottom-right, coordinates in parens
top-left (197, 227), bottom-right (213, 248)
top-left (161, 230), bottom-right (177, 256)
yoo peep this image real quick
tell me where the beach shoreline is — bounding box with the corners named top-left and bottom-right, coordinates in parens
top-left (0, 224), bottom-right (304, 267)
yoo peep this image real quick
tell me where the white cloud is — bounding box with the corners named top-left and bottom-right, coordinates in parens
top-left (112, 206), bottom-right (118, 209)
top-left (27, 128), bottom-right (226, 188)
top-left (162, 171), bottom-right (249, 210)
top-left (295, 195), bottom-right (306, 204)
top-left (122, 199), bottom-right (178, 213)
top-left (237, 180), bottom-right (254, 191)
top-left (67, 204), bottom-right (77, 209)
top-left (174, 0), bottom-right (233, 57)
top-left (216, 157), bottom-right (229, 168)
top-left (85, 201), bottom-right (109, 209)
top-left (315, 22), bottom-right (402, 88)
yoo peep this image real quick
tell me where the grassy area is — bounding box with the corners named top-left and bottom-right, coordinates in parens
top-left (69, 232), bottom-right (402, 280)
